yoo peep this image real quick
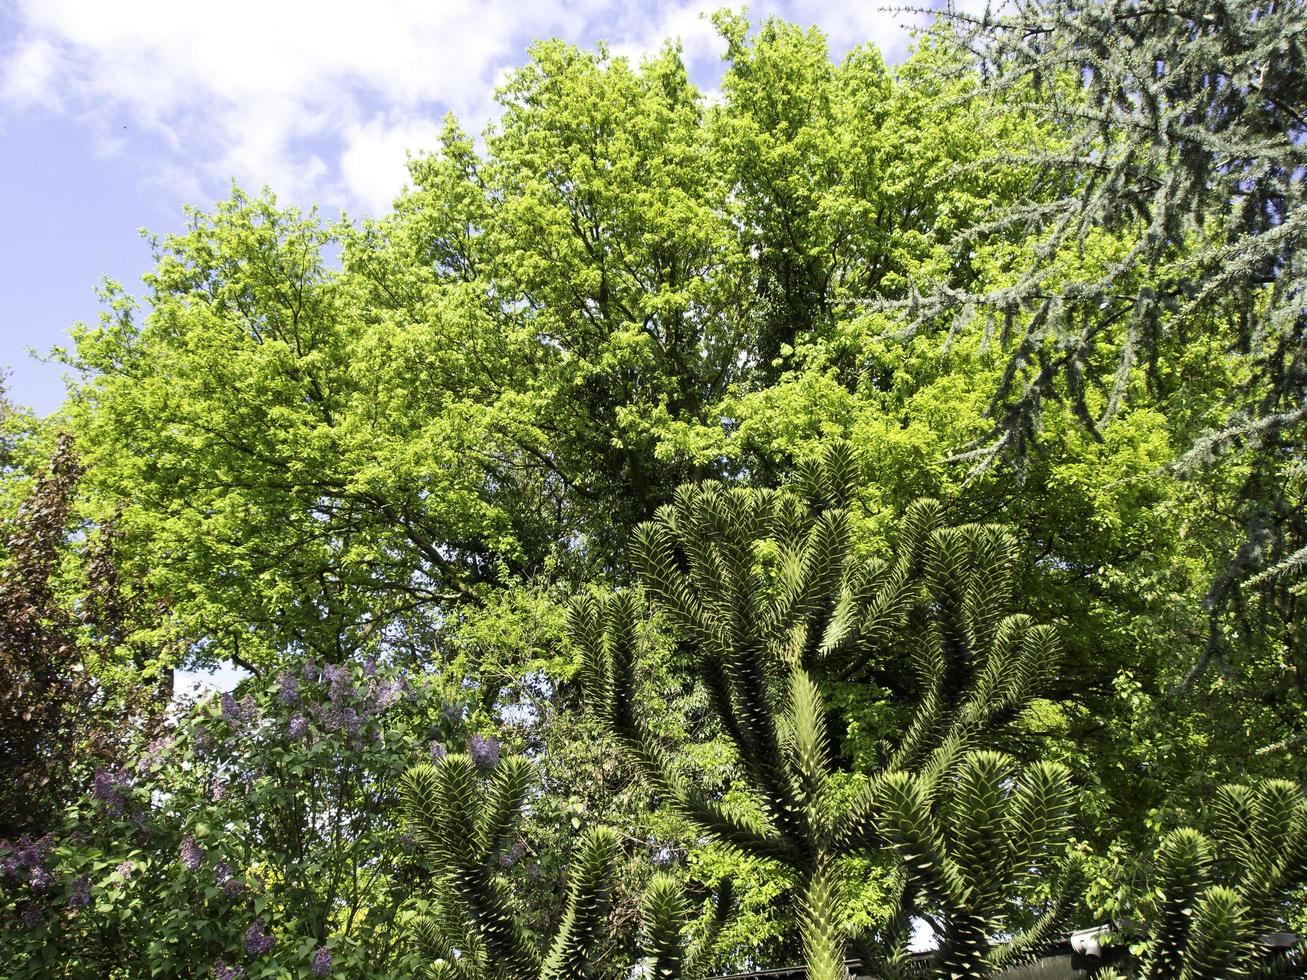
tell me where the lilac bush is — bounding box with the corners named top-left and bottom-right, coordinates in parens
top-left (0, 658), bottom-right (451, 978)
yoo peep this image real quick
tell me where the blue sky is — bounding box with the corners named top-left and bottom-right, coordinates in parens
top-left (0, 1), bottom-right (929, 418)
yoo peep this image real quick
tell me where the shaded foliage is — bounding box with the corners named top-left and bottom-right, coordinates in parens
top-left (0, 434), bottom-right (162, 840)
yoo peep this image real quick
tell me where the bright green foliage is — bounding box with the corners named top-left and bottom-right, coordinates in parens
top-left (572, 443), bottom-right (1081, 977)
top-left (400, 753), bottom-right (731, 980)
top-left (55, 18), bottom-right (1046, 679)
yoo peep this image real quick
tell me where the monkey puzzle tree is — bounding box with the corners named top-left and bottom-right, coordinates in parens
top-left (571, 444), bottom-right (1083, 979)
top-left (1098, 779), bottom-right (1307, 980)
top-left (400, 751), bottom-right (732, 980)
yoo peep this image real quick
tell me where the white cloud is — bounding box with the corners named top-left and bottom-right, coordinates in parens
top-left (0, 1), bottom-right (922, 217)
top-left (607, 2), bottom-right (729, 71)
top-left (0, 36), bottom-right (63, 109)
top-left (339, 114), bottom-right (444, 216)
top-left (769, 0), bottom-right (928, 62)
top-left (0, 0), bottom-right (578, 211)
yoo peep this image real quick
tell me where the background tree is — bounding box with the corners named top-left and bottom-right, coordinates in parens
top-left (901, 0), bottom-right (1307, 696)
top-left (0, 433), bottom-right (162, 841)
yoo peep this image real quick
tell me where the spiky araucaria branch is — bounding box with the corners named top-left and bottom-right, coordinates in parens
top-left (1096, 779), bottom-right (1307, 980)
top-left (571, 442), bottom-right (1082, 979)
top-left (400, 752), bottom-right (734, 980)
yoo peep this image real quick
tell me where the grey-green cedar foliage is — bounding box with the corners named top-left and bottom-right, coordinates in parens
top-left (900, 0), bottom-right (1307, 679)
top-left (571, 443), bottom-right (1081, 979)
top-left (400, 754), bottom-right (732, 980)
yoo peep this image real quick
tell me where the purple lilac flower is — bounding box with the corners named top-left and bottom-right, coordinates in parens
top-left (498, 841), bottom-right (527, 869)
top-left (68, 875), bottom-right (91, 910)
top-left (92, 769), bottom-right (130, 817)
top-left (321, 669), bottom-right (352, 705)
top-left (213, 959), bottom-right (245, 980)
top-left (311, 946), bottom-right (333, 975)
top-left (276, 671), bottom-right (300, 705)
top-left (2, 835), bottom-right (50, 877)
top-left (137, 737), bottom-right (171, 775)
top-left (329, 675), bottom-right (354, 707)
top-left (214, 859), bottom-right (244, 898)
top-left (239, 694), bottom-right (258, 724)
top-left (220, 692), bottom-right (240, 720)
top-left (29, 867), bottom-right (54, 892)
top-left (429, 741), bottom-right (447, 763)
top-left (289, 714), bottom-right (309, 739)
top-left (245, 917), bottom-right (276, 956)
top-left (211, 780), bottom-right (228, 802)
top-left (311, 703), bottom-right (335, 732)
top-left (468, 734), bottom-right (500, 770)
top-left (341, 707), bottom-right (360, 735)
top-left (20, 901), bottom-right (41, 929)
top-left (362, 658), bottom-right (377, 679)
top-left (301, 659), bottom-right (320, 682)
top-left (181, 834), bottom-right (206, 871)
top-left (375, 680), bottom-right (399, 710)
top-left (194, 729), bottom-right (214, 756)
top-left (14, 837), bottom-right (41, 870)
top-left (113, 861), bottom-right (134, 884)
top-left (443, 702), bottom-right (464, 724)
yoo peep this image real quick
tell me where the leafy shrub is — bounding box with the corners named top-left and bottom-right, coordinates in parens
top-left (0, 658), bottom-right (454, 978)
